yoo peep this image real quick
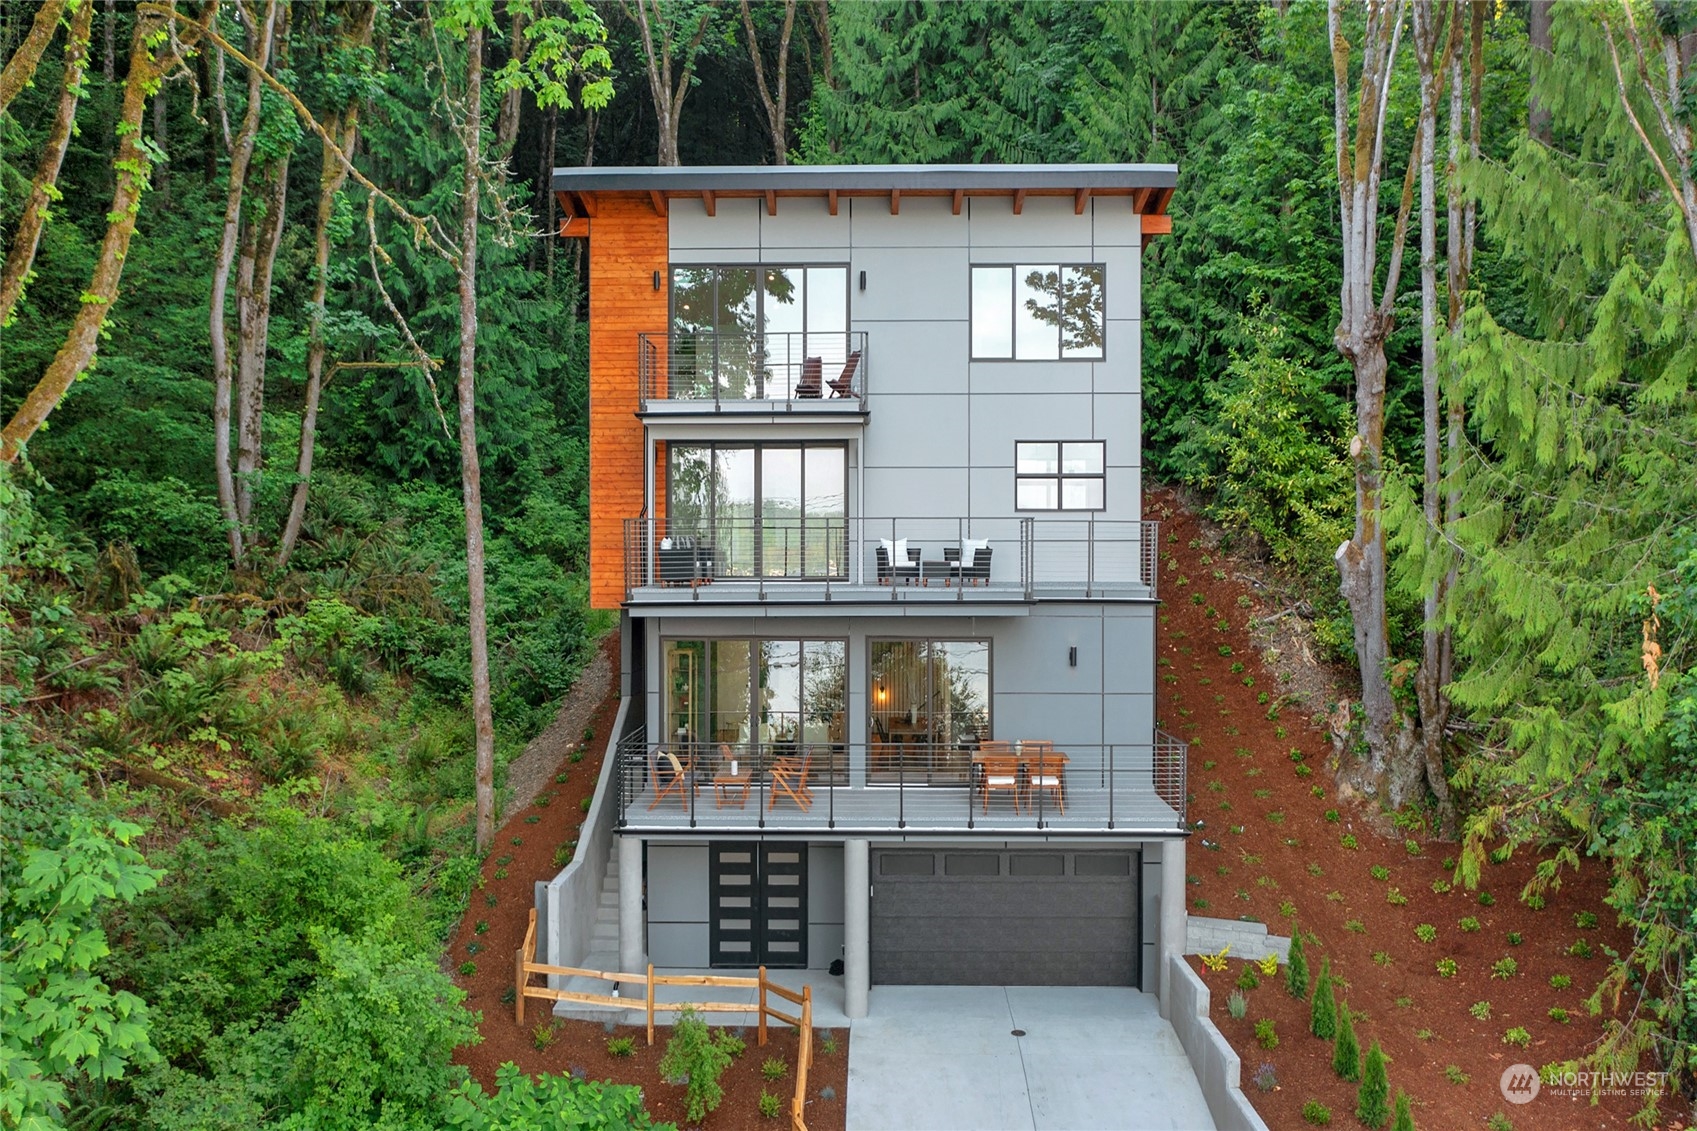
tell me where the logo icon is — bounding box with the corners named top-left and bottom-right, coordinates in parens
top-left (1500, 1063), bottom-right (1541, 1105)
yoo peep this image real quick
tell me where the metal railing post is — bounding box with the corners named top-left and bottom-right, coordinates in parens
top-left (1107, 744), bottom-right (1116, 830)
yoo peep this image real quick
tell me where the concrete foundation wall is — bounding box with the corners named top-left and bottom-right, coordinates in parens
top-left (541, 693), bottom-right (631, 975)
top-left (1167, 954), bottom-right (1269, 1131)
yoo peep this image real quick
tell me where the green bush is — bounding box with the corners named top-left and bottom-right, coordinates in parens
top-left (759, 1090), bottom-right (782, 1119)
top-left (1310, 958), bottom-right (1337, 1039)
top-left (761, 1056), bottom-right (788, 1081)
top-left (1391, 1090), bottom-right (1415, 1131)
top-left (659, 1007), bottom-right (733, 1123)
top-left (1303, 1099), bottom-right (1333, 1126)
top-left (1332, 1001), bottom-right (1361, 1082)
top-left (444, 1062), bottom-right (673, 1130)
top-left (1255, 1018), bottom-right (1278, 1050)
top-left (607, 1036), bottom-right (636, 1057)
top-left (1356, 1040), bottom-right (1389, 1128)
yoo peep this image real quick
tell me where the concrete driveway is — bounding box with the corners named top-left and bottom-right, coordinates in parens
top-left (846, 986), bottom-right (1215, 1131)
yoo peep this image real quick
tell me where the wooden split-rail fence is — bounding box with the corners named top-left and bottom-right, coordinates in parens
top-left (515, 909), bottom-right (817, 1130)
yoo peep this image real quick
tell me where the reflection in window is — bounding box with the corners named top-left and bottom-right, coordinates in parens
top-left (663, 637), bottom-right (846, 782)
top-left (868, 639), bottom-right (990, 786)
top-left (667, 444), bottom-right (848, 578)
top-left (1015, 441), bottom-right (1105, 511)
top-left (671, 265), bottom-right (848, 399)
top-left (971, 264), bottom-right (1105, 360)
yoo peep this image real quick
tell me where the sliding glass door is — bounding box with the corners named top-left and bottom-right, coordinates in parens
top-left (670, 265), bottom-right (849, 400)
top-left (667, 443), bottom-right (847, 579)
top-left (663, 638), bottom-right (847, 782)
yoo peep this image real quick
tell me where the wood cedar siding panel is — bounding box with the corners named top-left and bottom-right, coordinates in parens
top-left (589, 196), bottom-right (668, 609)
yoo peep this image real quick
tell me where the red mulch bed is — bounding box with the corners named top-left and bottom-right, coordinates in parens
top-left (447, 632), bottom-right (849, 1129)
top-left (1148, 488), bottom-right (1678, 1130)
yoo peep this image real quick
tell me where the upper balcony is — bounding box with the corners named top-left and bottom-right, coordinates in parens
top-left (622, 516), bottom-right (1159, 606)
top-left (638, 331), bottom-right (869, 417)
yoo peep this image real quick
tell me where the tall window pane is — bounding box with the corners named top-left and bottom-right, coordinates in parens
top-left (716, 448), bottom-right (757, 576)
top-left (763, 268), bottom-right (803, 396)
top-left (806, 267), bottom-right (848, 370)
top-left (761, 447), bottom-right (802, 577)
top-left (1014, 266), bottom-right (1060, 360)
top-left (1059, 265), bottom-right (1106, 359)
top-left (804, 447), bottom-right (846, 577)
top-left (971, 267), bottom-right (1013, 358)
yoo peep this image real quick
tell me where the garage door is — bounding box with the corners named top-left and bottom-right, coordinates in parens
top-left (870, 848), bottom-right (1140, 986)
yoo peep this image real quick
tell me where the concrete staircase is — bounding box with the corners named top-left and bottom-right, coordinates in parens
top-left (552, 843), bottom-right (628, 1020)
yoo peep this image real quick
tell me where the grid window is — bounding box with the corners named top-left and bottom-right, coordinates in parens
top-left (971, 264), bottom-right (1105, 360)
top-left (1015, 441), bottom-right (1105, 511)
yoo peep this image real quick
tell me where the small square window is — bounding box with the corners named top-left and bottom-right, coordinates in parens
top-left (1015, 440), bottom-right (1105, 511)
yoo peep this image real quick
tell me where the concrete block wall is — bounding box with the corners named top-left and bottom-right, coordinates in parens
top-left (1186, 916), bottom-right (1291, 963)
top-left (1166, 954), bottom-right (1270, 1131)
top-left (541, 695), bottom-right (631, 975)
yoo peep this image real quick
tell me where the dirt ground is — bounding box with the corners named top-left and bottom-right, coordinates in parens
top-left (1146, 487), bottom-right (1677, 1131)
top-left (447, 631), bottom-right (849, 1130)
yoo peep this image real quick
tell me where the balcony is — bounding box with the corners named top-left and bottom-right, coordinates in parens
top-left (638, 331), bottom-right (869, 414)
top-left (622, 517), bottom-right (1160, 605)
top-left (615, 731), bottom-right (1189, 837)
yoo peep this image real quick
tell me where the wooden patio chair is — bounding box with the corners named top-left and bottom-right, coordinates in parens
top-left (828, 349), bottom-right (861, 397)
top-left (768, 750), bottom-right (814, 812)
top-left (648, 748), bottom-right (696, 810)
top-left (1024, 740), bottom-right (1064, 815)
top-left (978, 753), bottom-right (1022, 814)
top-left (795, 356), bottom-right (824, 398)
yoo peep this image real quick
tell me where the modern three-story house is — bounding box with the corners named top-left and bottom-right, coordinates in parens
top-left (554, 163), bottom-right (1189, 1017)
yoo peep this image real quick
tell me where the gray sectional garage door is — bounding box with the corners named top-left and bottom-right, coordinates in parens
top-left (870, 848), bottom-right (1140, 986)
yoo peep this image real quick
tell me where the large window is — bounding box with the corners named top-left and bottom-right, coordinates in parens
top-left (868, 639), bottom-right (990, 786)
top-left (1015, 441), bottom-right (1105, 510)
top-left (668, 443), bottom-right (848, 578)
top-left (971, 264), bottom-right (1106, 360)
top-left (665, 638), bottom-right (846, 781)
top-left (671, 265), bottom-right (848, 398)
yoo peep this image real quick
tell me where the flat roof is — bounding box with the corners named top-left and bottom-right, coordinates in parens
top-left (550, 163), bottom-right (1177, 219)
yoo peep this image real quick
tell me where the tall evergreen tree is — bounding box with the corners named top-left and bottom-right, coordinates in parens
top-left (1332, 998), bottom-right (1361, 1082)
top-left (1310, 956), bottom-right (1338, 1039)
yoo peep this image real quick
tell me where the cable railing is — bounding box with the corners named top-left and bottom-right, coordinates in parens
top-left (614, 733), bottom-right (1188, 835)
top-left (638, 331), bottom-right (868, 408)
top-left (623, 516), bottom-right (1161, 599)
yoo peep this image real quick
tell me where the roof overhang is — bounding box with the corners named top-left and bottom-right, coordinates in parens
top-left (551, 163), bottom-right (1177, 230)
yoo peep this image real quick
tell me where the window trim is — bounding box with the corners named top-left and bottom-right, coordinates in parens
top-left (969, 262), bottom-right (1108, 362)
top-left (1013, 440), bottom-right (1107, 512)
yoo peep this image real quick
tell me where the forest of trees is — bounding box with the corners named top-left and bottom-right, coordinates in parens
top-left (1, 0), bottom-right (1692, 1126)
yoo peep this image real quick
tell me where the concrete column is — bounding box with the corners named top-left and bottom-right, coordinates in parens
top-left (844, 838), bottom-right (870, 1019)
top-left (1158, 838), bottom-right (1187, 1018)
top-left (618, 835), bottom-right (645, 974)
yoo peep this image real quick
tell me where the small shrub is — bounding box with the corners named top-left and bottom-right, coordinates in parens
top-left (493, 868), bottom-right (508, 880)
top-left (1258, 953), bottom-right (1279, 977)
top-left (1227, 990), bottom-right (1249, 1020)
top-left (1503, 1026), bottom-right (1531, 1048)
top-left (500, 986), bottom-right (516, 1005)
top-left (758, 1091), bottom-right (782, 1118)
top-left (1487, 1113), bottom-right (1514, 1131)
top-left (1255, 1017), bottom-right (1278, 1050)
top-left (1201, 946), bottom-right (1231, 972)
top-left (569, 750), bottom-right (584, 763)
top-left (1237, 965), bottom-right (1261, 990)
top-left (534, 794), bottom-right (551, 808)
top-left (1303, 1099), bottom-right (1333, 1126)
top-left (1436, 958), bottom-right (1458, 978)
top-left (553, 843), bottom-right (574, 868)
top-left (1415, 923), bottom-right (1437, 943)
top-left (761, 1057), bottom-right (787, 1081)
top-left (510, 836), bottom-right (523, 846)
top-left (459, 961), bottom-right (477, 976)
top-left (1524, 893), bottom-right (1546, 910)
top-left (1415, 1028), bottom-right (1434, 1041)
top-left (1392, 1091), bottom-right (1415, 1131)
top-left (1469, 1000), bottom-right (1492, 1020)
top-left (660, 1006), bottom-right (734, 1123)
top-left (1372, 950), bottom-right (1393, 967)
top-left (579, 797), bottom-right (592, 812)
top-left (1280, 899), bottom-right (1299, 919)
top-left (1344, 919), bottom-right (1366, 934)
top-left (555, 770), bottom-right (570, 784)
top-left (819, 1033), bottom-right (838, 1056)
top-left (1477, 891), bottom-right (1495, 906)
top-left (1506, 931), bottom-right (1522, 946)
top-left (1356, 1040), bottom-right (1389, 1128)
top-left (1324, 809), bottom-right (1341, 823)
top-left (606, 1036), bottom-right (636, 1057)
top-left (1253, 1062), bottom-right (1278, 1092)
top-left (1385, 887), bottom-right (1408, 906)
top-left (1445, 1064), bottom-right (1470, 1084)
top-left (1340, 834), bottom-right (1359, 850)
top-left (474, 920), bottom-right (489, 934)
top-left (1394, 996), bottom-right (1413, 1009)
top-left (1550, 974), bottom-right (1572, 989)
top-left (1311, 958), bottom-right (1338, 1039)
top-left (718, 1031), bottom-right (746, 1059)
top-left (1575, 910), bottom-right (1598, 929)
top-left (1404, 838), bottom-right (1421, 856)
top-left (1332, 1001), bottom-right (1361, 1081)
top-left (1459, 916), bottom-right (1481, 932)
top-left (1549, 1007), bottom-right (1570, 1024)
top-left (532, 1021), bottom-right (557, 1050)
top-left (1369, 865), bottom-right (1390, 881)
top-left (1491, 956), bottom-right (1518, 979)
top-left (1569, 939), bottom-right (1594, 958)
top-left (1286, 929), bottom-right (1310, 998)
top-left (1431, 878), bottom-right (1452, 894)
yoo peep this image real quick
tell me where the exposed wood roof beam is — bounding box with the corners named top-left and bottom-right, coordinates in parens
top-left (765, 189), bottom-right (777, 216)
top-left (701, 190), bottom-right (716, 217)
top-left (559, 216), bottom-right (589, 238)
top-left (889, 188), bottom-right (900, 216)
top-left (827, 189), bottom-right (839, 216)
top-left (1141, 213), bottom-right (1172, 238)
top-left (1075, 187), bottom-right (1090, 215)
top-left (1132, 186), bottom-right (1153, 213)
top-left (575, 190), bottom-right (598, 218)
top-left (951, 189), bottom-right (964, 216)
top-left (648, 190), bottom-right (668, 217)
top-left (554, 190), bottom-right (577, 219)
top-left (1012, 189), bottom-right (1026, 215)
